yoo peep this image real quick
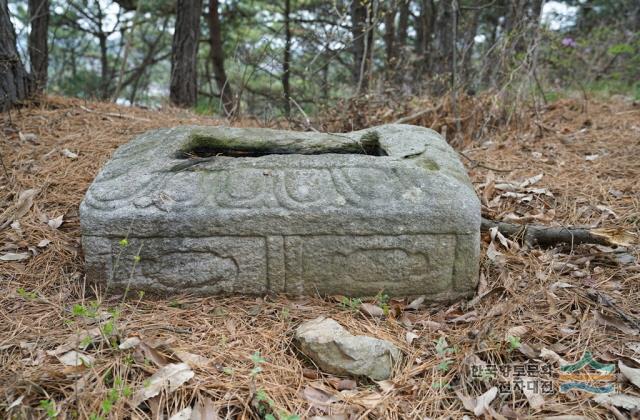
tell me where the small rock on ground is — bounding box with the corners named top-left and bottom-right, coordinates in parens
top-left (295, 317), bottom-right (401, 381)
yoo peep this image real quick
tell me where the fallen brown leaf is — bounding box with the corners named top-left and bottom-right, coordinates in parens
top-left (302, 384), bottom-right (339, 409)
top-left (399, 312), bottom-right (413, 328)
top-left (618, 361), bottom-right (640, 389)
top-left (506, 325), bottom-right (529, 338)
top-left (518, 342), bottom-right (540, 359)
top-left (593, 393), bottom-right (640, 410)
top-left (174, 350), bottom-right (210, 368)
top-left (486, 241), bottom-right (505, 263)
top-left (405, 296), bottom-right (425, 310)
top-left (455, 387), bottom-right (498, 416)
top-left (333, 379), bottom-right (357, 391)
top-left (58, 351), bottom-right (94, 367)
top-left (134, 341), bottom-right (169, 367)
top-left (37, 239), bottom-right (51, 248)
top-left (1, 252), bottom-right (30, 261)
top-left (540, 348), bottom-right (569, 367)
top-left (118, 336), bottom-right (141, 350)
top-left (348, 391), bottom-right (383, 409)
top-left (62, 148), bottom-right (79, 159)
top-left (522, 376), bottom-right (545, 410)
top-left (405, 331), bottom-right (419, 345)
top-left (593, 310), bottom-right (639, 336)
top-left (131, 362), bottom-right (194, 406)
top-left (447, 310), bottom-right (478, 323)
top-left (48, 327), bottom-right (102, 356)
top-left (191, 398), bottom-right (218, 420)
top-left (487, 302), bottom-right (510, 317)
top-left (376, 380), bottom-right (395, 393)
top-left (360, 302), bottom-right (384, 317)
top-left (302, 368), bottom-right (320, 379)
top-left (418, 319), bottom-right (446, 330)
top-left (48, 215), bottom-right (64, 230)
top-left (0, 189), bottom-right (38, 229)
top-left (474, 386), bottom-right (498, 416)
top-left (454, 389), bottom-right (475, 412)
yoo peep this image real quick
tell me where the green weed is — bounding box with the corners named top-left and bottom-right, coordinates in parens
top-left (340, 296), bottom-right (362, 311)
top-left (39, 399), bottom-right (57, 419)
top-left (507, 335), bottom-right (521, 351)
top-left (17, 287), bottom-right (38, 300)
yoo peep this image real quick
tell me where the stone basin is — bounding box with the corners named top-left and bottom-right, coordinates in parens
top-left (80, 124), bottom-right (480, 300)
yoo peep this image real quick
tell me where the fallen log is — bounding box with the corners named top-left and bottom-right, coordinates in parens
top-left (481, 217), bottom-right (634, 248)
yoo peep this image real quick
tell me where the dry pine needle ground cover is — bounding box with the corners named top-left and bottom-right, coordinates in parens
top-left (0, 96), bottom-right (639, 419)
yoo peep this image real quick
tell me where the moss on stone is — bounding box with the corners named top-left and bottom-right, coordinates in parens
top-left (421, 159), bottom-right (440, 171)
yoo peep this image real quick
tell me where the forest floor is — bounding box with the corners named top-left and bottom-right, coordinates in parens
top-left (1, 95), bottom-right (639, 419)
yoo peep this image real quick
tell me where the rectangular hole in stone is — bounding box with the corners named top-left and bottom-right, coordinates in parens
top-left (174, 134), bottom-right (388, 159)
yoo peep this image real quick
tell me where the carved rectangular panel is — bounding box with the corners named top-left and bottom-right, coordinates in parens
top-left (109, 236), bottom-right (268, 294)
top-left (284, 234), bottom-right (457, 297)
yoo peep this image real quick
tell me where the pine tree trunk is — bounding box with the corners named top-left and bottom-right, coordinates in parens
top-left (282, 0), bottom-right (291, 118)
top-left (460, 8), bottom-right (479, 89)
top-left (98, 32), bottom-right (110, 99)
top-left (95, 2), bottom-right (112, 100)
top-left (415, 0), bottom-right (435, 74)
top-left (0, 0), bottom-right (33, 111)
top-left (207, 0), bottom-right (234, 115)
top-left (396, 0), bottom-right (409, 49)
top-left (351, 0), bottom-right (372, 93)
top-left (28, 0), bottom-right (48, 94)
top-left (433, 2), bottom-right (452, 79)
top-left (383, 1), bottom-right (395, 68)
top-left (170, 0), bottom-right (203, 107)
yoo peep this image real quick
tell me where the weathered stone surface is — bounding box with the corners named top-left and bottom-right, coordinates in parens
top-left (295, 317), bottom-right (400, 380)
top-left (80, 124), bottom-right (480, 298)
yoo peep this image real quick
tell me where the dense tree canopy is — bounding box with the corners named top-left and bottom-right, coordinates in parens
top-left (2, 0), bottom-right (639, 116)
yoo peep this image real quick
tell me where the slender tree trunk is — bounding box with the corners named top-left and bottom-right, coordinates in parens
top-left (504, 0), bottom-right (526, 34)
top-left (170, 0), bottom-right (203, 107)
top-left (632, 0), bottom-right (640, 31)
top-left (434, 1), bottom-right (452, 78)
top-left (393, 0), bottom-right (410, 89)
top-left (207, 0), bottom-right (234, 115)
top-left (450, 0), bottom-right (461, 134)
top-left (531, 0), bottom-right (544, 21)
top-left (383, 0), bottom-right (396, 69)
top-left (396, 0), bottom-right (409, 49)
top-left (129, 74), bottom-right (141, 104)
top-left (98, 32), bottom-right (110, 99)
top-left (351, 0), bottom-right (373, 93)
top-left (120, 18), bottom-right (170, 104)
top-left (112, 1), bottom-right (142, 102)
top-left (460, 8), bottom-right (479, 89)
top-left (71, 47), bottom-right (76, 78)
top-left (0, 0), bottom-right (33, 111)
top-left (414, 5), bottom-right (423, 53)
top-left (505, 0), bottom-right (527, 54)
top-left (322, 59), bottom-right (329, 101)
top-left (28, 0), bottom-right (48, 94)
top-left (481, 16), bottom-right (499, 88)
top-left (282, 0), bottom-right (291, 118)
top-left (368, 0), bottom-right (377, 88)
top-left (415, 0), bottom-right (435, 74)
top-left (93, 2), bottom-right (112, 99)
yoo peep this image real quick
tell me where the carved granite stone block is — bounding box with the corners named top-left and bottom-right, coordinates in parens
top-left (80, 124), bottom-right (480, 299)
